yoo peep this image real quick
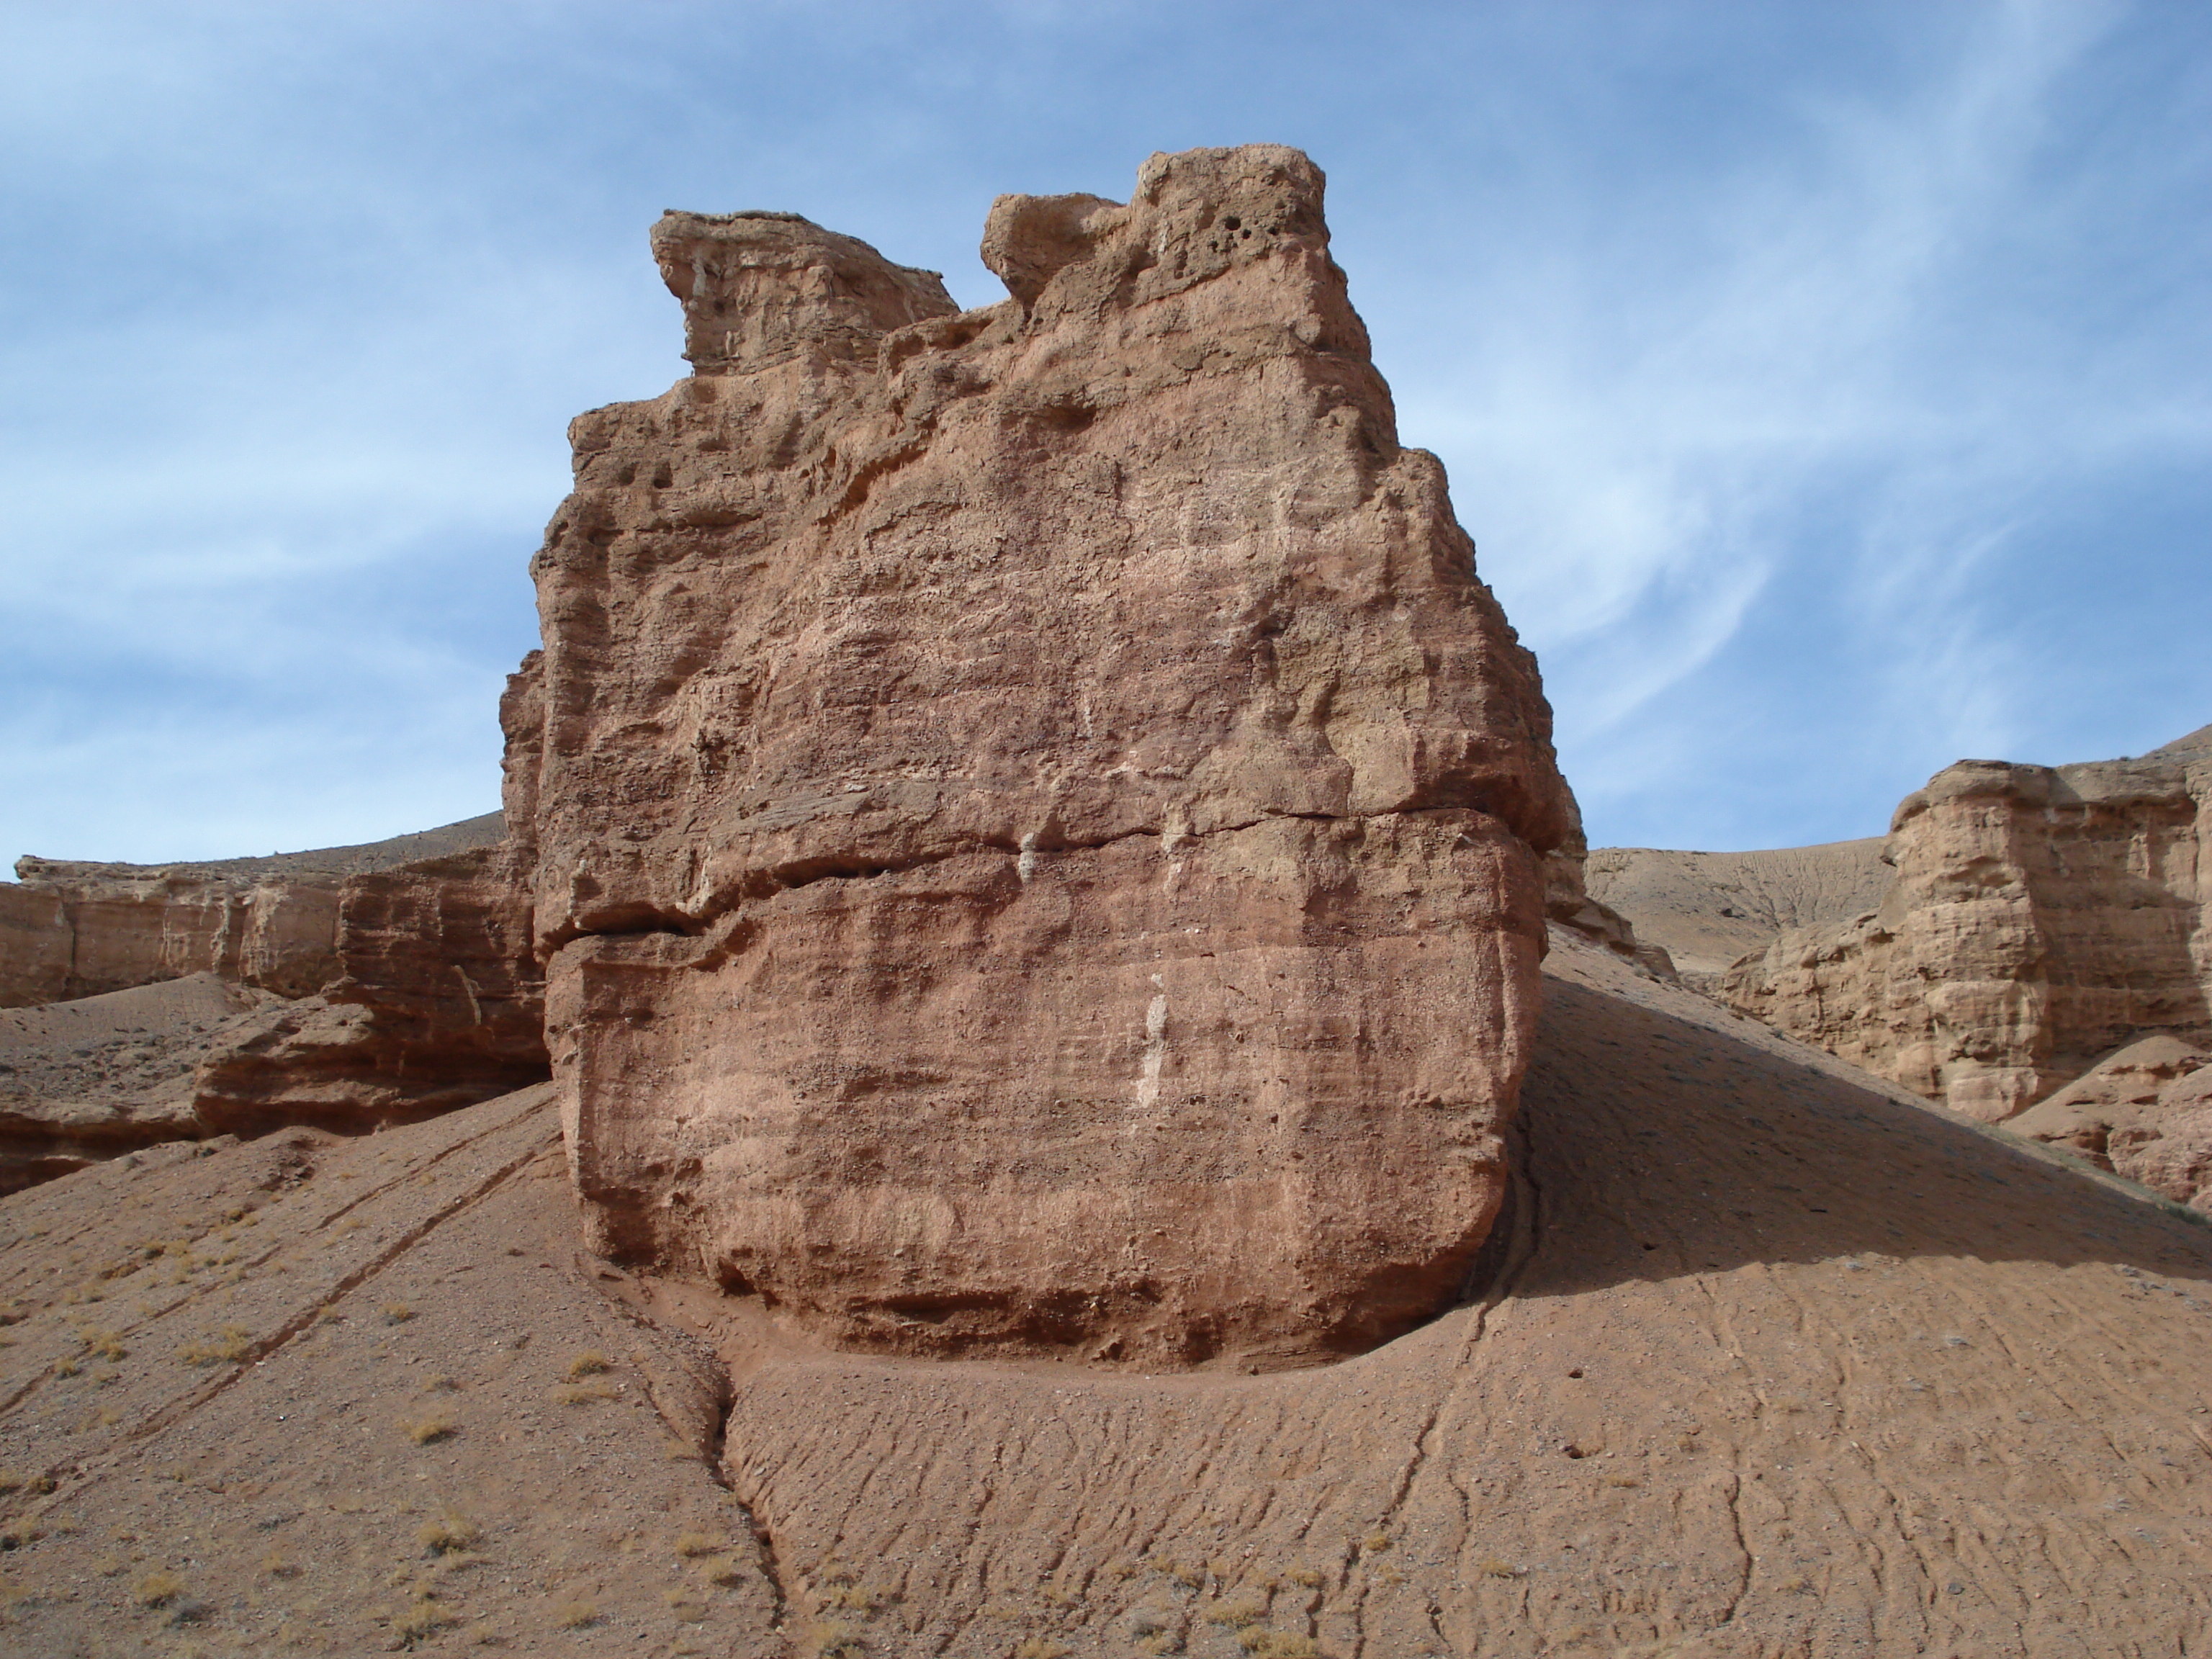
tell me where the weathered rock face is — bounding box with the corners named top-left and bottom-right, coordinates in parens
top-left (0, 860), bottom-right (343, 1009)
top-left (192, 845), bottom-right (549, 1136)
top-left (2011, 1034), bottom-right (2212, 1211)
top-left (0, 819), bottom-right (548, 1179)
top-left (511, 145), bottom-right (1572, 1367)
top-left (1719, 728), bottom-right (2212, 1120)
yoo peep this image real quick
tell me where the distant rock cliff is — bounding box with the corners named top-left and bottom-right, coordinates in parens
top-left (501, 145), bottom-right (1574, 1367)
top-left (1710, 725), bottom-right (2212, 1122)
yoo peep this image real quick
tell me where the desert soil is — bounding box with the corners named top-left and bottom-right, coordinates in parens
top-left (4, 929), bottom-right (2211, 1658)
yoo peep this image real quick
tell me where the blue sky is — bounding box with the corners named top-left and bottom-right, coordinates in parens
top-left (1, 0), bottom-right (2206, 862)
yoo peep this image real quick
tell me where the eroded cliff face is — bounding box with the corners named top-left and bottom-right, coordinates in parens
top-left (0, 821), bottom-right (547, 1178)
top-left (509, 145), bottom-right (1572, 1367)
top-left (0, 860), bottom-right (343, 1009)
top-left (1719, 730), bottom-right (2212, 1121)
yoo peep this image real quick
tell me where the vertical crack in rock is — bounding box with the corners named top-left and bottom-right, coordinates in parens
top-left (511, 143), bottom-right (1578, 1370)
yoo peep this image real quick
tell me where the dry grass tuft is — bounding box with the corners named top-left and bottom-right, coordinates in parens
top-left (1286, 1567), bottom-right (1326, 1588)
top-left (808, 1619), bottom-right (866, 1657)
top-left (0, 1470), bottom-right (55, 1497)
top-left (565, 1349), bottom-right (611, 1378)
top-left (1362, 1532), bottom-right (1393, 1553)
top-left (1206, 1598), bottom-right (1268, 1628)
top-left (1014, 1640), bottom-right (1071, 1659)
top-left (176, 1326), bottom-right (253, 1367)
top-left (400, 1415), bottom-right (457, 1446)
top-left (673, 1531), bottom-right (720, 1558)
top-left (132, 1568), bottom-right (186, 1608)
top-left (261, 1547), bottom-right (302, 1578)
top-left (552, 1595), bottom-right (598, 1629)
top-left (554, 1381), bottom-right (621, 1406)
top-left (381, 1302), bottom-right (416, 1326)
top-left (1476, 1557), bottom-right (1524, 1580)
top-left (1241, 1633), bottom-right (1321, 1657)
top-left (417, 1508), bottom-right (481, 1555)
top-left (663, 1588), bottom-right (709, 1621)
top-left (393, 1592), bottom-right (458, 1646)
top-left (1606, 1473), bottom-right (1642, 1488)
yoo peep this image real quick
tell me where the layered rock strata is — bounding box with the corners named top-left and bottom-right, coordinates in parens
top-left (0, 818), bottom-right (547, 1176)
top-left (1718, 727), bottom-right (2212, 1120)
top-left (510, 145), bottom-right (1572, 1367)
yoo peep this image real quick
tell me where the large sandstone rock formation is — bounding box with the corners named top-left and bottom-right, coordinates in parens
top-left (1716, 726), bottom-right (2212, 1120)
top-left (507, 145), bottom-right (1573, 1367)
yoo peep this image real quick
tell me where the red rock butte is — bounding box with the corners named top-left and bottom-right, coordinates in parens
top-left (500, 144), bottom-right (1574, 1368)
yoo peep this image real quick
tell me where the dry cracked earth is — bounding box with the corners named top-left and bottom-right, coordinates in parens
top-left (3, 930), bottom-right (2211, 1658)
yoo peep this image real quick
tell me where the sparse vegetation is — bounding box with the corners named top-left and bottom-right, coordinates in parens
top-left (393, 1591), bottom-right (458, 1646)
top-left (132, 1568), bottom-right (186, 1608)
top-left (552, 1595), bottom-right (599, 1629)
top-left (555, 1380), bottom-right (621, 1406)
top-left (418, 1508), bottom-right (481, 1555)
top-left (0, 1471), bottom-right (55, 1498)
top-left (1476, 1557), bottom-right (1523, 1579)
top-left (401, 1415), bottom-right (457, 1445)
top-left (673, 1530), bottom-right (719, 1557)
top-left (807, 1619), bottom-right (865, 1656)
top-left (381, 1302), bottom-right (416, 1326)
top-left (1014, 1640), bottom-right (1071, 1659)
top-left (698, 1555), bottom-right (747, 1587)
top-left (1606, 1473), bottom-right (1642, 1488)
top-left (1241, 1635), bottom-right (1321, 1658)
top-left (1285, 1567), bottom-right (1325, 1588)
top-left (262, 1547), bottom-right (302, 1578)
top-left (1361, 1532), bottom-right (1392, 1552)
top-left (177, 1326), bottom-right (253, 1367)
top-left (663, 1588), bottom-right (709, 1621)
top-left (566, 1349), bottom-right (611, 1377)
top-left (1206, 1597), bottom-right (1267, 1628)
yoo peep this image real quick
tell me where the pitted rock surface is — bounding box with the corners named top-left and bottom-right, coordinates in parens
top-left (507, 145), bottom-right (1572, 1367)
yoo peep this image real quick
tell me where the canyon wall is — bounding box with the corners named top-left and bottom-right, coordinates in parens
top-left (1717, 727), bottom-right (2212, 1121)
top-left (0, 817), bottom-right (545, 1179)
top-left (505, 145), bottom-right (1573, 1368)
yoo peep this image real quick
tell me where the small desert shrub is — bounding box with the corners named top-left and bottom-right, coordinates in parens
top-left (808, 1619), bottom-right (865, 1656)
top-left (1476, 1557), bottom-right (1523, 1580)
top-left (418, 1509), bottom-right (480, 1555)
top-left (262, 1547), bottom-right (302, 1578)
top-left (1241, 1635), bottom-right (1321, 1658)
top-left (698, 1555), bottom-right (746, 1588)
top-left (80, 1328), bottom-right (127, 1361)
top-left (1285, 1567), bottom-right (1325, 1588)
top-left (552, 1596), bottom-right (598, 1629)
top-left (565, 1350), bottom-right (611, 1378)
top-left (0, 1471), bottom-right (55, 1498)
top-left (1606, 1473), bottom-right (1641, 1488)
top-left (393, 1593), bottom-right (457, 1646)
top-left (381, 1302), bottom-right (415, 1326)
top-left (1014, 1640), bottom-right (1071, 1659)
top-left (400, 1415), bottom-right (456, 1446)
top-left (51, 1358), bottom-right (81, 1377)
top-left (663, 1588), bottom-right (709, 1621)
top-left (1362, 1532), bottom-right (1392, 1553)
top-left (555, 1381), bottom-right (620, 1406)
top-left (132, 1568), bottom-right (186, 1608)
top-left (177, 1327), bottom-right (253, 1367)
top-left (1207, 1598), bottom-right (1267, 1628)
top-left (673, 1531), bottom-right (719, 1558)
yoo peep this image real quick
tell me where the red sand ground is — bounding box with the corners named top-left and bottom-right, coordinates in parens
top-left (4, 930), bottom-right (2210, 1657)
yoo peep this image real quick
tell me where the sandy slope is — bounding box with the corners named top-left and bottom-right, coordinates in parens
top-left (4, 931), bottom-right (2212, 1657)
top-left (1583, 843), bottom-right (1892, 978)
